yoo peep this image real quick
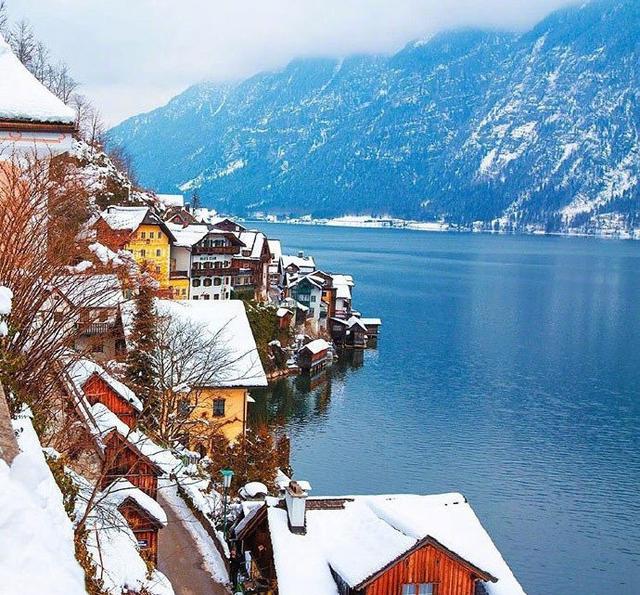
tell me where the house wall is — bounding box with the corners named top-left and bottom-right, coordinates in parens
top-left (82, 374), bottom-right (137, 429)
top-left (125, 224), bottom-right (171, 289)
top-left (187, 387), bottom-right (249, 444)
top-left (102, 433), bottom-right (159, 498)
top-left (364, 543), bottom-right (478, 595)
top-left (118, 503), bottom-right (160, 564)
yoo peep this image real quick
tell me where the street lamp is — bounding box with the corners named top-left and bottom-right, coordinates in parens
top-left (220, 468), bottom-right (234, 538)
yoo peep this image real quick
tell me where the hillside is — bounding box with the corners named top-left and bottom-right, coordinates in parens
top-left (107, 0), bottom-right (640, 233)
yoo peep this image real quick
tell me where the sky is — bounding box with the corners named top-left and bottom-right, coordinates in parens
top-left (6, 0), bottom-right (579, 126)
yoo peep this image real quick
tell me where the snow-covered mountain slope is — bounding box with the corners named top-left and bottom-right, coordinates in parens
top-left (107, 0), bottom-right (640, 233)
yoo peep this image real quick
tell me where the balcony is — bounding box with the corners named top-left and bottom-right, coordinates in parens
top-left (191, 267), bottom-right (240, 277)
top-left (192, 245), bottom-right (240, 255)
top-left (170, 270), bottom-right (189, 279)
top-left (78, 322), bottom-right (115, 336)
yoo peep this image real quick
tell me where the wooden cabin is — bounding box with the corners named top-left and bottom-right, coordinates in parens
top-left (101, 430), bottom-right (163, 498)
top-left (81, 372), bottom-right (139, 429)
top-left (117, 496), bottom-right (164, 564)
top-left (297, 339), bottom-right (330, 375)
top-left (234, 488), bottom-right (525, 595)
top-left (346, 316), bottom-right (368, 349)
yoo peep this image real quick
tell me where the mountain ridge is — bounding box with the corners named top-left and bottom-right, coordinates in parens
top-left (107, 0), bottom-right (640, 233)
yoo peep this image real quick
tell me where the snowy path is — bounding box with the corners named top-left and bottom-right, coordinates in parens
top-left (158, 483), bottom-right (230, 595)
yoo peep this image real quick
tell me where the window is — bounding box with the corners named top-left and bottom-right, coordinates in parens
top-left (155, 266), bottom-right (161, 274)
top-left (140, 249), bottom-right (146, 257)
top-left (203, 294), bottom-right (210, 300)
top-left (310, 295), bottom-right (316, 302)
top-left (149, 231), bottom-right (155, 239)
top-left (192, 279), bottom-right (201, 287)
top-left (178, 399), bottom-right (191, 416)
top-left (212, 398), bottom-right (225, 416)
top-left (203, 278), bottom-right (212, 287)
top-left (137, 538), bottom-right (149, 548)
top-left (214, 278), bottom-right (222, 286)
top-left (401, 584), bottom-right (434, 595)
top-left (140, 231), bottom-right (146, 239)
top-left (91, 343), bottom-right (104, 353)
top-left (214, 294), bottom-right (219, 300)
top-left (193, 296), bottom-right (199, 300)
top-left (158, 231), bottom-right (163, 240)
top-left (156, 249), bottom-right (161, 257)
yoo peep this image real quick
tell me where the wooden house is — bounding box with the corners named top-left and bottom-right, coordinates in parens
top-left (67, 358), bottom-right (142, 429)
top-left (297, 339), bottom-right (330, 375)
top-left (346, 316), bottom-right (368, 349)
top-left (232, 230), bottom-right (272, 301)
top-left (287, 274), bottom-right (324, 332)
top-left (209, 217), bottom-right (247, 233)
top-left (234, 486), bottom-right (526, 595)
top-left (103, 478), bottom-right (167, 565)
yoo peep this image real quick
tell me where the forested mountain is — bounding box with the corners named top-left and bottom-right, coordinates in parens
top-left (107, 0), bottom-right (640, 232)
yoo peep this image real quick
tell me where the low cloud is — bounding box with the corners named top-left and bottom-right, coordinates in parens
top-left (7, 0), bottom-right (579, 125)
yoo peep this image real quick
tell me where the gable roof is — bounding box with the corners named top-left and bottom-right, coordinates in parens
top-left (238, 493), bottom-right (526, 595)
top-left (0, 33), bottom-right (75, 125)
top-left (156, 300), bottom-right (268, 387)
top-left (347, 316), bottom-right (368, 331)
top-left (301, 339), bottom-right (330, 355)
top-left (103, 478), bottom-right (167, 528)
top-left (237, 230), bottom-right (268, 259)
top-left (51, 274), bottom-right (124, 309)
top-left (166, 222), bottom-right (210, 248)
top-left (281, 254), bottom-right (316, 271)
top-left (100, 206), bottom-right (177, 242)
top-left (67, 358), bottom-right (142, 412)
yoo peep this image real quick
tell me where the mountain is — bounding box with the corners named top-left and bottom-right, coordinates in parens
top-left (107, 0), bottom-right (640, 233)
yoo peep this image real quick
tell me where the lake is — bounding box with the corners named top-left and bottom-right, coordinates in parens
top-left (249, 223), bottom-right (640, 595)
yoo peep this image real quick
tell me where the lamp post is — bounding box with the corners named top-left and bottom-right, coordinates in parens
top-left (220, 468), bottom-right (234, 538)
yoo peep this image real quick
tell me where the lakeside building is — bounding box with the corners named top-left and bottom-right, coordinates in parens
top-left (232, 230), bottom-right (272, 301)
top-left (0, 33), bottom-right (75, 161)
top-left (235, 483), bottom-right (525, 595)
top-left (95, 206), bottom-right (179, 297)
top-left (156, 300), bottom-right (268, 448)
top-left (279, 252), bottom-right (316, 284)
top-left (267, 239), bottom-right (283, 287)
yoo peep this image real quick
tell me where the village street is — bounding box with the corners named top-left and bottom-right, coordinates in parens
top-left (158, 493), bottom-right (230, 595)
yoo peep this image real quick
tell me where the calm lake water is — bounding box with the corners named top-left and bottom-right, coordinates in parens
top-left (249, 223), bottom-right (640, 595)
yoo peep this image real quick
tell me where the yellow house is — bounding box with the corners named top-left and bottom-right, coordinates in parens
top-left (97, 206), bottom-right (181, 297)
top-left (156, 299), bottom-right (268, 449)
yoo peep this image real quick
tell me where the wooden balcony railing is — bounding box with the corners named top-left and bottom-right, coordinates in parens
top-left (170, 270), bottom-right (189, 279)
top-left (191, 267), bottom-right (240, 277)
top-left (192, 245), bottom-right (240, 255)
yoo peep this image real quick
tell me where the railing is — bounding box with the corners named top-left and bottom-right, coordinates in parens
top-left (170, 270), bottom-right (189, 279)
top-left (78, 322), bottom-right (115, 336)
top-left (191, 267), bottom-right (240, 277)
top-left (192, 245), bottom-right (240, 255)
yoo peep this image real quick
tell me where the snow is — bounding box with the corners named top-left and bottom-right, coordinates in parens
top-left (160, 479), bottom-right (230, 585)
top-left (301, 338), bottom-right (330, 355)
top-left (267, 506), bottom-right (339, 595)
top-left (0, 285), bottom-right (13, 315)
top-left (366, 493), bottom-right (526, 595)
top-left (101, 206), bottom-right (149, 231)
top-left (53, 273), bottom-right (124, 309)
top-left (268, 238), bottom-right (282, 261)
top-left (0, 412), bottom-right (85, 595)
top-left (280, 254), bottom-right (316, 271)
top-left (91, 403), bottom-right (183, 476)
top-left (156, 193), bottom-right (184, 207)
top-left (240, 481), bottom-right (268, 499)
top-left (166, 222), bottom-right (211, 247)
top-left (347, 316), bottom-right (368, 331)
top-left (70, 470), bottom-right (174, 595)
top-left (237, 230), bottom-right (267, 259)
top-left (156, 300), bottom-right (268, 387)
top-left (89, 242), bottom-right (125, 267)
top-left (67, 357), bottom-right (143, 412)
top-left (0, 33), bottom-right (75, 124)
top-left (360, 318), bottom-right (382, 326)
top-left (103, 478), bottom-right (168, 526)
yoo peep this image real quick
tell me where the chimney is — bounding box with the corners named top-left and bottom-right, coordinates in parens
top-left (284, 480), bottom-right (309, 534)
top-left (298, 250), bottom-right (304, 258)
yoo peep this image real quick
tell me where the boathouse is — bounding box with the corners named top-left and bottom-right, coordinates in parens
top-left (234, 485), bottom-right (526, 595)
top-left (298, 338), bottom-right (330, 375)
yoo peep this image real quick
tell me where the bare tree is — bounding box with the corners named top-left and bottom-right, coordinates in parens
top-left (8, 19), bottom-right (36, 67)
top-left (0, 1), bottom-right (9, 36)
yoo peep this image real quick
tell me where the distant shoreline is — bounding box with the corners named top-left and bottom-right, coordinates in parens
top-left (242, 217), bottom-right (640, 241)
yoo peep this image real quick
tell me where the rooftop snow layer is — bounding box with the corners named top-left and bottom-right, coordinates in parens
top-left (101, 206), bottom-right (149, 231)
top-left (0, 34), bottom-right (76, 124)
top-left (281, 254), bottom-right (316, 270)
top-left (67, 358), bottom-right (142, 412)
top-left (156, 300), bottom-right (268, 387)
top-left (301, 339), bottom-right (330, 354)
top-left (103, 478), bottom-right (168, 526)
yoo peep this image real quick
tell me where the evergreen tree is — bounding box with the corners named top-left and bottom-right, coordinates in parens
top-left (126, 273), bottom-right (158, 422)
top-left (190, 190), bottom-right (201, 211)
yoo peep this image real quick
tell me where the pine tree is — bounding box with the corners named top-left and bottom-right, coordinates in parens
top-left (126, 275), bottom-right (158, 423)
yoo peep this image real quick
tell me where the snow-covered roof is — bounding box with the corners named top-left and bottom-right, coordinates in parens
top-left (0, 34), bottom-right (76, 124)
top-left (289, 273), bottom-right (323, 290)
top-left (90, 403), bottom-right (182, 476)
top-left (242, 493), bottom-right (525, 595)
top-left (100, 206), bottom-right (149, 231)
top-left (52, 273), bottom-right (124, 309)
top-left (156, 193), bottom-right (184, 208)
top-left (156, 300), bottom-right (268, 387)
top-left (103, 478), bottom-right (168, 526)
top-left (331, 274), bottom-right (353, 300)
top-left (301, 339), bottom-right (330, 355)
top-left (268, 239), bottom-right (282, 261)
top-left (276, 307), bottom-right (292, 318)
top-left (237, 230), bottom-right (267, 259)
top-left (0, 412), bottom-right (85, 594)
top-left (281, 254), bottom-right (316, 271)
top-left (347, 316), bottom-right (368, 331)
top-left (166, 222), bottom-right (210, 248)
top-left (67, 358), bottom-right (142, 412)
top-left (360, 318), bottom-right (382, 326)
